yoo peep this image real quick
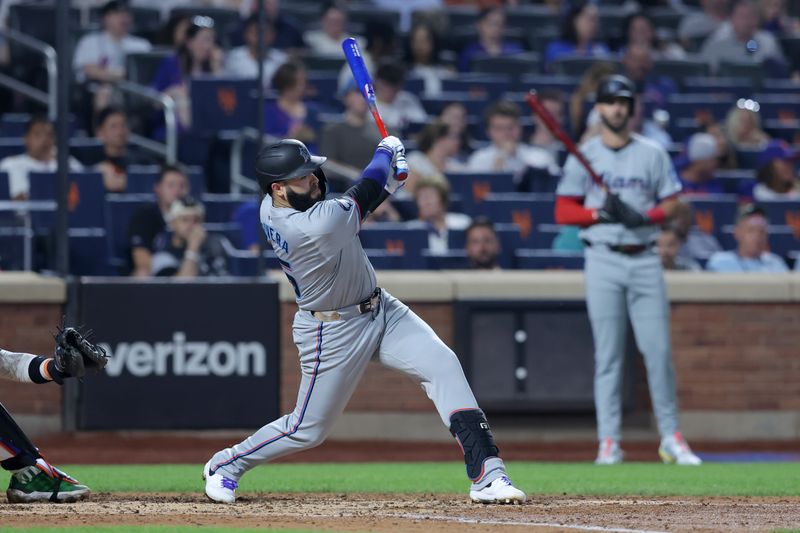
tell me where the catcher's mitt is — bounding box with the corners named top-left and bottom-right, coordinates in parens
top-left (54, 327), bottom-right (108, 379)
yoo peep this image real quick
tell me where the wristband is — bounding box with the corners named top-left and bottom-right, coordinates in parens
top-left (184, 250), bottom-right (200, 263)
top-left (645, 206), bottom-right (666, 225)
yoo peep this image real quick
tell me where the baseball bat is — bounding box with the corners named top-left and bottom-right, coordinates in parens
top-left (341, 37), bottom-right (408, 181)
top-left (525, 90), bottom-right (606, 190)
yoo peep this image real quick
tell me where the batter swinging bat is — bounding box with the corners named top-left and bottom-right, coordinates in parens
top-left (526, 90), bottom-right (606, 191)
top-left (342, 37), bottom-right (408, 181)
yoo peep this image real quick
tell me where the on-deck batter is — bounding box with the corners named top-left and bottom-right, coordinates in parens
top-left (203, 137), bottom-right (526, 504)
top-left (554, 75), bottom-right (702, 465)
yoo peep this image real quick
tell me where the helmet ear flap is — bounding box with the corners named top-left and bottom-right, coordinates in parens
top-left (314, 168), bottom-right (328, 198)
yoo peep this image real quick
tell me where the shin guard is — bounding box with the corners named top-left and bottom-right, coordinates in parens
top-left (449, 409), bottom-right (500, 481)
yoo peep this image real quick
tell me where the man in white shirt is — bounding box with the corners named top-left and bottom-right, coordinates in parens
top-left (467, 101), bottom-right (558, 187)
top-left (706, 204), bottom-right (789, 273)
top-left (0, 116), bottom-right (82, 200)
top-left (373, 62), bottom-right (428, 133)
top-left (72, 0), bottom-right (151, 84)
top-left (224, 14), bottom-right (288, 88)
top-left (700, 0), bottom-right (786, 74)
top-left (304, 4), bottom-right (363, 58)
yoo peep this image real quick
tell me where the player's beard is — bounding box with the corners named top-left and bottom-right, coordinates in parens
top-left (286, 187), bottom-right (321, 212)
top-left (600, 112), bottom-right (630, 135)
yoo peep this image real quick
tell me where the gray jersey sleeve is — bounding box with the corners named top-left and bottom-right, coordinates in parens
top-left (301, 195), bottom-right (362, 258)
top-left (654, 148), bottom-right (682, 200)
top-left (556, 153), bottom-right (592, 197)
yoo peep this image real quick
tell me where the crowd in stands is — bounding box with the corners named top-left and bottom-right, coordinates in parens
top-left (0, 0), bottom-right (799, 276)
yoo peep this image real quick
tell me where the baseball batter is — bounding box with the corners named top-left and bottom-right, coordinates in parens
top-left (554, 75), bottom-right (701, 465)
top-left (0, 329), bottom-right (107, 502)
top-left (203, 137), bottom-right (526, 504)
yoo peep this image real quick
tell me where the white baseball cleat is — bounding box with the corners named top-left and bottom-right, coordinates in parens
top-left (659, 432), bottom-right (702, 465)
top-left (470, 475), bottom-right (527, 504)
top-left (595, 438), bottom-right (624, 465)
top-left (203, 460), bottom-right (238, 503)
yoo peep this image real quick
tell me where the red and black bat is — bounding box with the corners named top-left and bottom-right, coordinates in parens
top-left (526, 90), bottom-right (606, 190)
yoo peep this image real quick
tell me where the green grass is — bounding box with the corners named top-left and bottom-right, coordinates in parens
top-left (1, 462), bottom-right (798, 497)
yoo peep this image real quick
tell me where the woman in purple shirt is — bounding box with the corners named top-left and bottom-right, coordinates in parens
top-left (458, 7), bottom-right (524, 73)
top-left (544, 2), bottom-right (610, 71)
top-left (264, 60), bottom-right (319, 152)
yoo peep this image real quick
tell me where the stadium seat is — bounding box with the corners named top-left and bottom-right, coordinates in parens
top-left (718, 61), bottom-right (764, 82)
top-left (0, 138), bottom-right (25, 161)
top-left (762, 78), bottom-right (800, 94)
top-left (479, 193), bottom-right (556, 247)
top-left (28, 171), bottom-right (106, 230)
top-left (550, 57), bottom-right (621, 77)
top-left (517, 74), bottom-right (580, 95)
top-left (446, 172), bottom-right (515, 213)
top-left (505, 5), bottom-right (559, 33)
top-left (680, 77), bottom-right (752, 98)
top-left (421, 92), bottom-right (490, 117)
top-left (0, 227), bottom-right (25, 271)
top-left (423, 250), bottom-right (469, 270)
top-left (303, 55), bottom-right (346, 73)
top-left (305, 72), bottom-right (341, 107)
top-left (719, 225), bottom-right (799, 258)
top-left (125, 165), bottom-right (205, 195)
top-left (364, 250), bottom-right (406, 270)
top-left (0, 114), bottom-right (78, 138)
top-left (0, 172), bottom-right (9, 201)
top-left (203, 194), bottom-right (246, 224)
top-left (666, 94), bottom-right (733, 123)
top-left (652, 59), bottom-right (711, 83)
top-left (752, 94), bottom-right (800, 121)
top-left (760, 201), bottom-right (800, 227)
top-left (734, 148), bottom-right (762, 170)
top-left (105, 193), bottom-right (155, 267)
top-left (69, 228), bottom-right (113, 276)
top-left (648, 7), bottom-right (683, 32)
top-left (716, 169), bottom-right (756, 195)
top-left (88, 5), bottom-right (161, 36)
top-left (222, 241), bottom-right (280, 276)
top-left (686, 195), bottom-right (739, 236)
top-left (515, 249), bottom-right (584, 270)
top-left (358, 224), bottom-right (428, 269)
top-left (125, 48), bottom-right (173, 86)
top-left (441, 75), bottom-right (513, 100)
top-left (344, 6), bottom-right (400, 31)
top-left (763, 119), bottom-right (799, 144)
top-left (470, 53), bottom-right (541, 79)
top-left (190, 77), bottom-right (260, 135)
top-left (8, 3), bottom-right (79, 50)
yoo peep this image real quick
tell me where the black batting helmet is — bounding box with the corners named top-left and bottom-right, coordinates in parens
top-left (255, 139), bottom-right (328, 196)
top-left (596, 74), bottom-right (636, 111)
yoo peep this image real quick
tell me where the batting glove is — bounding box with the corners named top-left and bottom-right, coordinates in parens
top-left (377, 136), bottom-right (405, 166)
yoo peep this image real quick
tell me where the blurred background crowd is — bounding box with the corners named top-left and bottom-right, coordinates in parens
top-left (0, 0), bottom-right (798, 276)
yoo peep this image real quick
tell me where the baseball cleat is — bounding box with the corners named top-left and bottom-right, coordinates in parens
top-left (203, 460), bottom-right (237, 503)
top-left (6, 459), bottom-right (91, 503)
top-left (595, 438), bottom-right (624, 465)
top-left (469, 475), bottom-right (527, 504)
top-left (659, 432), bottom-right (702, 465)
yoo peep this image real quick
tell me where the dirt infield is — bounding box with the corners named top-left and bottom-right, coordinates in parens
top-left (2, 493), bottom-right (799, 532)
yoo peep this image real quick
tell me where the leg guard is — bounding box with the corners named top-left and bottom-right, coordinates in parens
top-left (0, 401), bottom-right (40, 471)
top-left (449, 409), bottom-right (500, 481)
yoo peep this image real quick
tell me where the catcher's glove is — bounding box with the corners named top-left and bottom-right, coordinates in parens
top-left (54, 327), bottom-right (108, 380)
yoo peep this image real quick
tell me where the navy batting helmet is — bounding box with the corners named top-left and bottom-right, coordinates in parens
top-left (596, 75), bottom-right (636, 110)
top-left (255, 139), bottom-right (328, 196)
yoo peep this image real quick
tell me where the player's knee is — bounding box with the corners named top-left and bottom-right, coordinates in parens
top-left (449, 409), bottom-right (500, 481)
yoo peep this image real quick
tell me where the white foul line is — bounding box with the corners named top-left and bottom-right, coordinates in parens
top-left (397, 513), bottom-right (667, 533)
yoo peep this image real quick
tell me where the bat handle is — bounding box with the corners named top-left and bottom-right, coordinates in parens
top-left (394, 153), bottom-right (408, 181)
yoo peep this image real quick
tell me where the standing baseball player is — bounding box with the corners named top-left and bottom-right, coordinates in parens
top-left (1, 328), bottom-right (108, 502)
top-left (203, 137), bottom-right (526, 504)
top-left (554, 75), bottom-right (701, 465)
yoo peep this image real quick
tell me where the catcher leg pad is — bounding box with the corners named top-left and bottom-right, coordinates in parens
top-left (0, 402), bottom-right (40, 470)
top-left (449, 409), bottom-right (500, 481)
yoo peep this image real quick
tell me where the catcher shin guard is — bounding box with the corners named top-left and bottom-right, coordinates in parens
top-left (449, 409), bottom-right (500, 481)
top-left (0, 402), bottom-right (40, 471)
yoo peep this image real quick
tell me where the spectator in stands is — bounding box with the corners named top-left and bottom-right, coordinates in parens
top-left (466, 101), bottom-right (558, 188)
top-left (264, 60), bottom-right (319, 150)
top-left (405, 22), bottom-right (455, 97)
top-left (570, 63), bottom-right (618, 141)
top-left (724, 102), bottom-right (770, 150)
top-left (152, 16), bottom-right (224, 131)
top-left (753, 140), bottom-right (800, 200)
top-left (0, 116), bottom-right (82, 201)
top-left (151, 196), bottom-right (229, 277)
top-left (678, 133), bottom-right (724, 194)
top-left (700, 0), bottom-right (786, 74)
top-left (373, 62), bottom-right (428, 133)
top-left (760, 0), bottom-right (800, 35)
top-left (677, 0), bottom-right (730, 48)
top-left (529, 89), bottom-right (565, 161)
top-left (621, 44), bottom-right (677, 108)
top-left (225, 15), bottom-right (287, 88)
top-left (544, 2), bottom-right (609, 70)
top-left (405, 120), bottom-right (464, 196)
top-left (128, 165), bottom-right (190, 277)
top-left (319, 81), bottom-right (383, 188)
top-left (706, 203), bottom-right (788, 272)
top-left (670, 199), bottom-right (723, 262)
top-left (305, 4), bottom-right (361, 58)
top-left (464, 216), bottom-right (501, 270)
top-left (657, 227), bottom-right (702, 271)
top-left (157, 13), bottom-right (192, 48)
top-left (84, 107), bottom-right (157, 193)
top-left (439, 102), bottom-right (475, 162)
top-left (73, 0), bottom-right (151, 84)
top-left (458, 7), bottom-right (524, 72)
top-left (337, 20), bottom-right (398, 93)
top-left (629, 94), bottom-right (673, 150)
top-left (702, 120), bottom-right (739, 169)
top-left (372, 0), bottom-right (444, 33)
top-left (622, 12), bottom-right (686, 60)
top-left (407, 178), bottom-right (471, 255)
top-left (252, 0), bottom-right (304, 52)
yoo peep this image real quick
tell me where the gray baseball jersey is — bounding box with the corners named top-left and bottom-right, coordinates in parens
top-left (556, 133), bottom-right (681, 245)
top-left (260, 195), bottom-right (376, 311)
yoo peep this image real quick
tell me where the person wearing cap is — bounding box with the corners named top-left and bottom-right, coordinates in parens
top-left (224, 14), bottom-right (287, 88)
top-left (678, 133), bottom-right (724, 195)
top-left (706, 204), bottom-right (789, 273)
top-left (73, 0), bottom-right (152, 84)
top-left (753, 140), bottom-right (800, 201)
top-left (150, 196), bottom-right (229, 278)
